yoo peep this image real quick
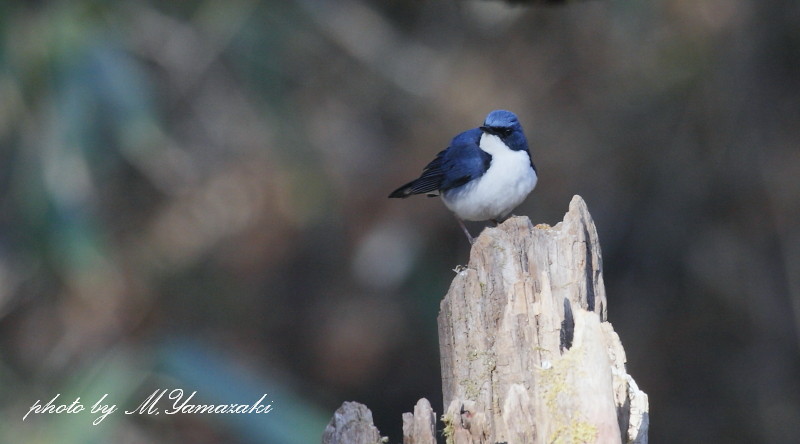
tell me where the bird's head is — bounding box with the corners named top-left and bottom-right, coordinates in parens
top-left (480, 110), bottom-right (528, 151)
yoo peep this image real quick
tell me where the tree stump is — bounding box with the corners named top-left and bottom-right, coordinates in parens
top-left (402, 398), bottom-right (437, 444)
top-left (322, 401), bottom-right (385, 444)
top-left (438, 195), bottom-right (648, 443)
top-left (323, 195), bottom-right (648, 444)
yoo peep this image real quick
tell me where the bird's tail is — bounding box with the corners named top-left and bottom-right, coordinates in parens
top-left (389, 155), bottom-right (443, 198)
top-left (388, 181), bottom-right (417, 198)
top-left (388, 178), bottom-right (442, 198)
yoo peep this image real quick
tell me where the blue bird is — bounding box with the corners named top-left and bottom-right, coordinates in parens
top-left (389, 110), bottom-right (538, 243)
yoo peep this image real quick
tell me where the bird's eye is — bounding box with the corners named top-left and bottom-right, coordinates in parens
top-left (499, 128), bottom-right (513, 137)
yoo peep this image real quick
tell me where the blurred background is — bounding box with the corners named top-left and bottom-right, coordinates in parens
top-left (1, 0), bottom-right (799, 442)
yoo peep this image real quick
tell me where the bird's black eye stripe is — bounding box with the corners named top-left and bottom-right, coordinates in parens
top-left (482, 126), bottom-right (513, 137)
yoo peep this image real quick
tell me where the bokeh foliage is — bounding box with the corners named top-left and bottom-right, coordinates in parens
top-left (1, 0), bottom-right (799, 442)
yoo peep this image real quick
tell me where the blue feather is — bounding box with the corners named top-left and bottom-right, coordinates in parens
top-left (388, 128), bottom-right (491, 198)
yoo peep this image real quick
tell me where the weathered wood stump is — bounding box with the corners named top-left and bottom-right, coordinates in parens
top-left (322, 401), bottom-right (384, 444)
top-left (323, 196), bottom-right (648, 444)
top-left (438, 195), bottom-right (647, 443)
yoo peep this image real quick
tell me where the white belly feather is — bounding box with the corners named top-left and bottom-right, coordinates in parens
top-left (441, 134), bottom-right (537, 221)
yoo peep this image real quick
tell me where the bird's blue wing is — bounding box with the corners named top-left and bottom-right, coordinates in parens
top-left (439, 129), bottom-right (491, 191)
top-left (388, 128), bottom-right (490, 198)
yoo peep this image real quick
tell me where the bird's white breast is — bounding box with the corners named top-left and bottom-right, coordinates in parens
top-left (441, 134), bottom-right (537, 221)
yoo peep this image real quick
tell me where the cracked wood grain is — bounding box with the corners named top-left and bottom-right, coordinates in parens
top-left (438, 195), bottom-right (648, 444)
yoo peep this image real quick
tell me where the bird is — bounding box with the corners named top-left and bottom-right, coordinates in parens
top-left (389, 110), bottom-right (538, 244)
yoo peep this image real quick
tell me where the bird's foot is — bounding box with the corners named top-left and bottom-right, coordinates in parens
top-left (456, 217), bottom-right (475, 244)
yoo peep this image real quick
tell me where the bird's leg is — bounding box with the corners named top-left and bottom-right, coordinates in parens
top-left (490, 219), bottom-right (500, 227)
top-left (455, 216), bottom-right (475, 244)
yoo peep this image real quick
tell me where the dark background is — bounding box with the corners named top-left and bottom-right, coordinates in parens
top-left (1, 0), bottom-right (798, 443)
